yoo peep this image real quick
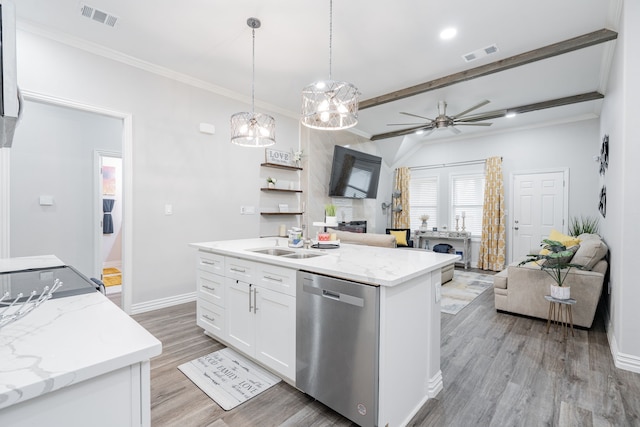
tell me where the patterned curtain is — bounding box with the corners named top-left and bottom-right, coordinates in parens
top-left (478, 157), bottom-right (506, 271)
top-left (393, 167), bottom-right (411, 228)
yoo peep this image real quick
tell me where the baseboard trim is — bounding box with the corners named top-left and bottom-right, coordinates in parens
top-left (130, 292), bottom-right (197, 315)
top-left (605, 313), bottom-right (640, 374)
top-left (427, 370), bottom-right (444, 398)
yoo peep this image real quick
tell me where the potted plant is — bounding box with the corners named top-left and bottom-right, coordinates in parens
top-left (266, 177), bottom-right (277, 189)
top-left (519, 239), bottom-right (583, 299)
top-left (325, 204), bottom-right (337, 225)
top-left (568, 215), bottom-right (600, 236)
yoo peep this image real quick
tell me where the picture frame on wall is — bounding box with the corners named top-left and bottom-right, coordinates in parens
top-left (599, 134), bottom-right (609, 176)
top-left (265, 148), bottom-right (292, 166)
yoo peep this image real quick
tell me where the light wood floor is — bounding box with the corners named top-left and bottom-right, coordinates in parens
top-left (129, 276), bottom-right (640, 426)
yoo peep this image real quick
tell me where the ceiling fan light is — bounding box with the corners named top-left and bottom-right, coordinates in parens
top-left (231, 112), bottom-right (276, 147)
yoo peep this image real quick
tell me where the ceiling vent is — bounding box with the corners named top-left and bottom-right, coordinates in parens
top-left (80, 4), bottom-right (119, 27)
top-left (462, 43), bottom-right (499, 62)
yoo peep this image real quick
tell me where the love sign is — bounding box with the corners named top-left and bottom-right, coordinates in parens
top-left (265, 149), bottom-right (292, 166)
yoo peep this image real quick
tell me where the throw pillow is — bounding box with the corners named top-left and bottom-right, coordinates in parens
top-left (542, 244), bottom-right (579, 268)
top-left (548, 229), bottom-right (581, 247)
top-left (389, 230), bottom-right (408, 246)
top-left (572, 238), bottom-right (608, 270)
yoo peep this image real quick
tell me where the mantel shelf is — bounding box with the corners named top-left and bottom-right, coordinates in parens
top-left (260, 212), bottom-right (303, 216)
top-left (260, 187), bottom-right (303, 193)
top-left (260, 162), bottom-right (302, 171)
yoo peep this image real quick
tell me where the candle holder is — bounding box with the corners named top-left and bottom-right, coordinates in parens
top-left (455, 218), bottom-right (460, 231)
top-left (461, 217), bottom-right (466, 231)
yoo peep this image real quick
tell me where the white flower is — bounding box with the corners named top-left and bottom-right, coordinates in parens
top-left (420, 214), bottom-right (430, 221)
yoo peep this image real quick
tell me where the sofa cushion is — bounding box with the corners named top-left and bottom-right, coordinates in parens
top-left (572, 237), bottom-right (608, 270)
top-left (333, 229), bottom-right (397, 248)
top-left (389, 230), bottom-right (409, 246)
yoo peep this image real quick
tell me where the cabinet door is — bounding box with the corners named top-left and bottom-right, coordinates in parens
top-left (254, 286), bottom-right (296, 381)
top-left (197, 299), bottom-right (226, 341)
top-left (225, 278), bottom-right (255, 356)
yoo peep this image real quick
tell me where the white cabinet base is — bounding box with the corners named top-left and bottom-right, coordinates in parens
top-left (0, 362), bottom-right (151, 427)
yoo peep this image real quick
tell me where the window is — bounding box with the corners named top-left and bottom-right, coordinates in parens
top-left (451, 174), bottom-right (485, 236)
top-left (409, 175), bottom-right (438, 231)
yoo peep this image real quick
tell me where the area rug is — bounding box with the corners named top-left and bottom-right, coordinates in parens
top-left (440, 270), bottom-right (495, 315)
top-left (178, 347), bottom-right (281, 411)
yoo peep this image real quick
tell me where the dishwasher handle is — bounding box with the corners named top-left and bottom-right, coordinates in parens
top-left (302, 283), bottom-right (365, 308)
top-left (322, 289), bottom-right (340, 300)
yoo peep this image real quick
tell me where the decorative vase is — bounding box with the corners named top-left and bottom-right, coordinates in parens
top-left (325, 216), bottom-right (338, 226)
top-left (550, 284), bottom-right (571, 300)
top-left (268, 182), bottom-right (275, 189)
top-left (420, 220), bottom-right (428, 232)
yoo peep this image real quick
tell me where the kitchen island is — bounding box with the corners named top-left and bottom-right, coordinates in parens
top-left (0, 255), bottom-right (162, 427)
top-left (190, 237), bottom-right (458, 427)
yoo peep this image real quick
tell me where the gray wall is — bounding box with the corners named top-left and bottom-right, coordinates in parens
top-left (10, 101), bottom-right (122, 277)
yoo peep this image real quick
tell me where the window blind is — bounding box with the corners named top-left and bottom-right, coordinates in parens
top-left (409, 175), bottom-right (438, 231)
top-left (451, 174), bottom-right (485, 235)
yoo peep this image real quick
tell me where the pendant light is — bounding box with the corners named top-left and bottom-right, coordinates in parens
top-left (301, 0), bottom-right (359, 130)
top-left (231, 18), bottom-right (276, 147)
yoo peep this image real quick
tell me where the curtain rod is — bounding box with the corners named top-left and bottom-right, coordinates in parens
top-left (409, 157), bottom-right (501, 171)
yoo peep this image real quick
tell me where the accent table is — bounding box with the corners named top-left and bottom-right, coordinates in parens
top-left (545, 295), bottom-right (577, 337)
top-left (415, 230), bottom-right (471, 269)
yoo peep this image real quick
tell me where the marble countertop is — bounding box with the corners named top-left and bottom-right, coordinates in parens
top-left (0, 256), bottom-right (162, 410)
top-left (190, 237), bottom-right (459, 286)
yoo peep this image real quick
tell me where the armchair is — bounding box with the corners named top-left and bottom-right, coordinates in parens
top-left (385, 228), bottom-right (414, 247)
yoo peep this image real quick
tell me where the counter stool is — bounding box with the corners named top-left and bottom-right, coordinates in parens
top-left (545, 295), bottom-right (576, 338)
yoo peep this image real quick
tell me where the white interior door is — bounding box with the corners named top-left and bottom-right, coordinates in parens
top-left (511, 170), bottom-right (568, 261)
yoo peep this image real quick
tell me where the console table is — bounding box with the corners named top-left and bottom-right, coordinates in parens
top-left (416, 230), bottom-right (471, 269)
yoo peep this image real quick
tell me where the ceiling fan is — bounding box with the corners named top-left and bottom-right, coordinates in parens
top-left (386, 100), bottom-right (493, 137)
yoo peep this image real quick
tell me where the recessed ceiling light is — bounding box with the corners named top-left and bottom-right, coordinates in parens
top-left (440, 27), bottom-right (457, 40)
top-left (506, 112), bottom-right (517, 118)
top-left (415, 130), bottom-right (424, 135)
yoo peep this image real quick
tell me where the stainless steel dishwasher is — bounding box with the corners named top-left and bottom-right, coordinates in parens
top-left (296, 271), bottom-right (380, 427)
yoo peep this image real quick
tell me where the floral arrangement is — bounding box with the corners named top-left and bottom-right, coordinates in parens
top-left (420, 214), bottom-right (430, 222)
top-left (291, 149), bottom-right (303, 166)
top-left (266, 177), bottom-right (277, 184)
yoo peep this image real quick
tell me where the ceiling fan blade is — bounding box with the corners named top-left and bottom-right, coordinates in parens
top-left (454, 122), bottom-right (493, 126)
top-left (451, 100), bottom-right (490, 119)
top-left (400, 112), bottom-right (434, 121)
top-left (449, 126), bottom-right (462, 135)
top-left (387, 122), bottom-right (427, 126)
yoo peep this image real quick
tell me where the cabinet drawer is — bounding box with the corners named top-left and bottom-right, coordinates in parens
top-left (226, 257), bottom-right (255, 281)
top-left (197, 299), bottom-right (226, 340)
top-left (257, 264), bottom-right (296, 296)
top-left (198, 271), bottom-right (225, 306)
top-left (196, 251), bottom-right (225, 274)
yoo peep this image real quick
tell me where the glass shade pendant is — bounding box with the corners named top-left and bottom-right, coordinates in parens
top-left (231, 17), bottom-right (275, 147)
top-left (301, 0), bottom-right (359, 130)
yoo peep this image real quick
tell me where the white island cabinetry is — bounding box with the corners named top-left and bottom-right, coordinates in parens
top-left (197, 251), bottom-right (297, 382)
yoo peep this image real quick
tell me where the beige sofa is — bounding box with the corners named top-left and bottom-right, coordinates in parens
top-left (332, 229), bottom-right (455, 283)
top-left (493, 233), bottom-right (608, 328)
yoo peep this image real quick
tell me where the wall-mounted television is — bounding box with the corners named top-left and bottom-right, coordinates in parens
top-left (328, 146), bottom-right (382, 199)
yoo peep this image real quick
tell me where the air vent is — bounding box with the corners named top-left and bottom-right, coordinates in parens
top-left (462, 44), bottom-right (499, 62)
top-left (80, 4), bottom-right (119, 27)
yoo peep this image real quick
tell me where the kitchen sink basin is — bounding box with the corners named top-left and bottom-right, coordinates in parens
top-left (250, 248), bottom-right (296, 256)
top-left (281, 252), bottom-right (325, 259)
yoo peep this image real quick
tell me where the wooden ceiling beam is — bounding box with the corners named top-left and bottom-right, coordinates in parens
top-left (370, 91), bottom-right (604, 141)
top-left (360, 29), bottom-right (617, 110)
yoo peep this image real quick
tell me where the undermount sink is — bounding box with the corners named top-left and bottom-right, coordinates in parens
top-left (248, 247), bottom-right (326, 259)
top-left (250, 248), bottom-right (295, 256)
top-left (281, 252), bottom-right (325, 259)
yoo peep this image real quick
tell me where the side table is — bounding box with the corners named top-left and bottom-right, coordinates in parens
top-left (544, 295), bottom-right (577, 337)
